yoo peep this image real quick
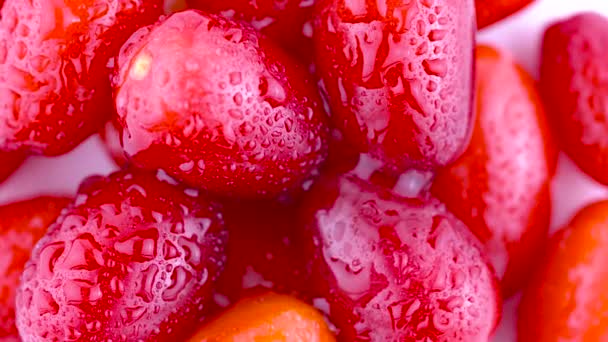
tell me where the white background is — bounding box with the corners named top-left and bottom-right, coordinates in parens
top-left (1, 1), bottom-right (607, 341)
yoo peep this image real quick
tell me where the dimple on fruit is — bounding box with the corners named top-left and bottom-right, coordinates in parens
top-left (313, 0), bottom-right (476, 173)
top-left (0, 196), bottom-right (71, 340)
top-left (0, 0), bottom-right (163, 156)
top-left (540, 12), bottom-right (608, 185)
top-left (15, 170), bottom-right (228, 341)
top-left (432, 45), bottom-right (556, 297)
top-left (113, 10), bottom-right (329, 199)
top-left (298, 174), bottom-right (500, 341)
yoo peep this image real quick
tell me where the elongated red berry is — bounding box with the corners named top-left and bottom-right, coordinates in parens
top-left (113, 10), bottom-right (329, 199)
top-left (298, 174), bottom-right (500, 341)
top-left (313, 0), bottom-right (475, 173)
top-left (0, 0), bottom-right (163, 156)
top-left (0, 196), bottom-right (70, 340)
top-left (540, 13), bottom-right (608, 185)
top-left (432, 45), bottom-right (556, 297)
top-left (519, 201), bottom-right (608, 341)
top-left (16, 170), bottom-right (228, 341)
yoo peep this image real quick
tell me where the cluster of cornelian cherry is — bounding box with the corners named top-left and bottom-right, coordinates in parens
top-left (1, 0), bottom-right (607, 341)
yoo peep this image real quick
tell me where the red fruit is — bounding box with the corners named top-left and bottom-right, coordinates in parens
top-left (0, 196), bottom-right (70, 340)
top-left (15, 170), bottom-right (228, 341)
top-left (313, 0), bottom-right (475, 173)
top-left (188, 292), bottom-right (336, 342)
top-left (212, 200), bottom-right (310, 309)
top-left (518, 201), bottom-right (608, 341)
top-left (0, 150), bottom-right (24, 182)
top-left (100, 120), bottom-right (128, 167)
top-left (187, 0), bottom-right (316, 63)
top-left (0, 0), bottom-right (163, 156)
top-left (432, 45), bottom-right (556, 297)
top-left (540, 13), bottom-right (608, 185)
top-left (475, 0), bottom-right (533, 29)
top-left (298, 174), bottom-right (500, 341)
top-left (113, 10), bottom-right (329, 199)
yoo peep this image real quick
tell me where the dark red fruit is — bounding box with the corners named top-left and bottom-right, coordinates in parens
top-left (313, 0), bottom-right (475, 173)
top-left (0, 150), bottom-right (24, 182)
top-left (187, 0), bottom-right (316, 63)
top-left (212, 200), bottom-right (310, 310)
top-left (113, 10), bottom-right (329, 199)
top-left (0, 0), bottom-right (163, 156)
top-left (540, 13), bottom-right (608, 185)
top-left (298, 174), bottom-right (500, 341)
top-left (518, 201), bottom-right (608, 341)
top-left (475, 0), bottom-right (533, 29)
top-left (0, 196), bottom-right (70, 340)
top-left (15, 170), bottom-right (228, 341)
top-left (432, 45), bottom-right (556, 297)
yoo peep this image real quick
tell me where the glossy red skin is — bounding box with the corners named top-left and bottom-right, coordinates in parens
top-left (0, 196), bottom-right (71, 340)
top-left (540, 13), bottom-right (608, 185)
top-left (100, 120), bottom-right (128, 167)
top-left (210, 200), bottom-right (310, 311)
top-left (298, 174), bottom-right (500, 341)
top-left (113, 10), bottom-right (329, 199)
top-left (15, 170), bottom-right (228, 341)
top-left (432, 45), bottom-right (556, 297)
top-left (0, 150), bottom-right (24, 182)
top-left (475, 0), bottom-right (533, 29)
top-left (0, 0), bottom-right (163, 156)
top-left (518, 201), bottom-right (608, 341)
top-left (187, 0), bottom-right (316, 63)
top-left (313, 0), bottom-right (475, 173)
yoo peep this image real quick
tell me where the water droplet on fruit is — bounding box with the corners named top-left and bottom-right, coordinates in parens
top-left (120, 306), bottom-right (147, 325)
top-left (423, 58), bottom-right (447, 77)
top-left (39, 242), bottom-right (65, 278)
top-left (62, 233), bottom-right (104, 271)
top-left (135, 264), bottom-right (159, 303)
top-left (233, 93), bottom-right (243, 106)
top-left (114, 229), bottom-right (159, 262)
top-left (36, 290), bottom-right (59, 315)
top-left (162, 266), bottom-right (192, 301)
top-left (229, 72), bottom-right (242, 85)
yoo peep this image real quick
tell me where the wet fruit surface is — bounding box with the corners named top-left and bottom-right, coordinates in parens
top-left (540, 12), bottom-right (608, 185)
top-left (0, 196), bottom-right (71, 340)
top-left (113, 10), bottom-right (329, 199)
top-left (518, 201), bottom-right (608, 341)
top-left (187, 0), bottom-right (317, 63)
top-left (432, 45), bottom-right (556, 297)
top-left (100, 120), bottom-right (128, 167)
top-left (313, 0), bottom-right (475, 173)
top-left (188, 292), bottom-right (336, 342)
top-left (0, 150), bottom-right (24, 183)
top-left (15, 170), bottom-right (228, 341)
top-left (298, 174), bottom-right (500, 341)
top-left (212, 200), bottom-right (310, 309)
top-left (475, 0), bottom-right (533, 29)
top-left (0, 0), bottom-right (164, 156)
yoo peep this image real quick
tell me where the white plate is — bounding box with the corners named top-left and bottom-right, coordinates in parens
top-left (1, 1), bottom-right (608, 341)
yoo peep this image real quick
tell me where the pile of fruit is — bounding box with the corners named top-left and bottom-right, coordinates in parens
top-left (0, 0), bottom-right (607, 341)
